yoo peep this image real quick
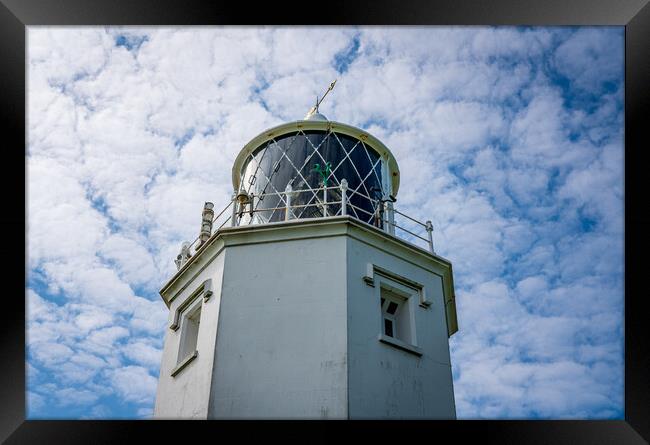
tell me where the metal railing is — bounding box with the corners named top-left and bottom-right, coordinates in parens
top-left (180, 179), bottom-right (436, 262)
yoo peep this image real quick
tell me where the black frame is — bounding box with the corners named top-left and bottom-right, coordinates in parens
top-left (1, 0), bottom-right (647, 443)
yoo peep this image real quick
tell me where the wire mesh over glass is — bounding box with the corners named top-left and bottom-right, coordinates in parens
top-left (238, 130), bottom-right (385, 226)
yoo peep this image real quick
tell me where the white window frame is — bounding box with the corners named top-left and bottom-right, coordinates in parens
top-left (376, 272), bottom-right (422, 356)
top-left (363, 263), bottom-right (430, 308)
top-left (171, 293), bottom-right (204, 377)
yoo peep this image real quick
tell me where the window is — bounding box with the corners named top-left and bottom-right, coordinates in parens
top-left (168, 280), bottom-right (213, 377)
top-left (380, 287), bottom-right (412, 345)
top-left (178, 301), bottom-right (201, 364)
top-left (376, 273), bottom-right (422, 356)
top-left (171, 298), bottom-right (202, 377)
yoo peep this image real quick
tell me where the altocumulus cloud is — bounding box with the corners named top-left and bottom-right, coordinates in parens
top-left (26, 26), bottom-right (623, 419)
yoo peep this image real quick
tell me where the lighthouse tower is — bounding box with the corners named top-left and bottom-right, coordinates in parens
top-left (153, 96), bottom-right (458, 419)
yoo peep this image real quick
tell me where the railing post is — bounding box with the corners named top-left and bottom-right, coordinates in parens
top-left (323, 185), bottom-right (328, 217)
top-left (340, 179), bottom-right (348, 216)
top-left (385, 201), bottom-right (395, 235)
top-left (230, 192), bottom-right (238, 227)
top-left (285, 184), bottom-right (293, 221)
top-left (373, 201), bottom-right (381, 228)
top-left (425, 220), bottom-right (434, 253)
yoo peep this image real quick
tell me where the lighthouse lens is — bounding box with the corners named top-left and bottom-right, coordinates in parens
top-left (240, 130), bottom-right (384, 225)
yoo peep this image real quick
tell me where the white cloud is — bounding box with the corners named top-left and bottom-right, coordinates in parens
top-left (121, 340), bottom-right (163, 369)
top-left (83, 326), bottom-right (130, 356)
top-left (55, 387), bottom-right (100, 407)
top-left (27, 156), bottom-right (108, 268)
top-left (57, 359), bottom-right (106, 385)
top-left (26, 26), bottom-right (623, 420)
top-left (107, 366), bottom-right (158, 405)
top-left (99, 234), bottom-right (158, 288)
top-left (73, 304), bottom-right (115, 333)
top-left (85, 404), bottom-right (113, 419)
top-left (27, 391), bottom-right (46, 414)
top-left (28, 28), bottom-right (113, 84)
top-left (29, 342), bottom-right (75, 367)
top-left (129, 297), bottom-right (168, 335)
top-left (553, 28), bottom-right (624, 92)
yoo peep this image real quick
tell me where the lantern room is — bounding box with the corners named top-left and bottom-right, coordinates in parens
top-left (231, 111), bottom-right (401, 227)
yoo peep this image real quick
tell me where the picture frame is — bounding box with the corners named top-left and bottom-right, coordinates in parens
top-left (2, 0), bottom-right (647, 442)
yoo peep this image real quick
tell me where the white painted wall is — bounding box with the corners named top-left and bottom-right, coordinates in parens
top-left (208, 235), bottom-right (349, 419)
top-left (346, 235), bottom-right (456, 419)
top-left (153, 251), bottom-right (226, 419)
top-left (154, 217), bottom-right (456, 419)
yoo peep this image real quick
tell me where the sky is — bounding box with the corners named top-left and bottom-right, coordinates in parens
top-left (26, 26), bottom-right (624, 419)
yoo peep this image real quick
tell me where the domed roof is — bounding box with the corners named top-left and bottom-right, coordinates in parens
top-left (305, 111), bottom-right (328, 121)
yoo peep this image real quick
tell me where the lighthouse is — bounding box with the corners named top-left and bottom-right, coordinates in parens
top-left (153, 90), bottom-right (458, 419)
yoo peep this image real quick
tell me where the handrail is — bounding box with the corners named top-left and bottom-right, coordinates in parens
top-left (347, 203), bottom-right (375, 217)
top-left (238, 201), bottom-right (344, 213)
top-left (392, 207), bottom-right (427, 228)
top-left (389, 222), bottom-right (430, 243)
top-left (176, 179), bottom-right (437, 269)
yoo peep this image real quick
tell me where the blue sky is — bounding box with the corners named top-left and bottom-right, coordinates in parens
top-left (26, 26), bottom-right (624, 419)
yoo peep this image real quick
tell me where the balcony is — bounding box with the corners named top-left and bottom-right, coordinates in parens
top-left (174, 181), bottom-right (437, 270)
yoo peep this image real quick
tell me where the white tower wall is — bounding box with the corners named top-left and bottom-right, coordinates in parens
top-left (346, 233), bottom-right (456, 418)
top-left (208, 227), bottom-right (349, 418)
top-left (154, 250), bottom-right (226, 418)
top-left (154, 217), bottom-right (457, 419)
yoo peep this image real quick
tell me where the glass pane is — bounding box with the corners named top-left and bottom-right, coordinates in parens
top-left (239, 130), bottom-right (383, 225)
top-left (384, 318), bottom-right (394, 338)
top-left (386, 301), bottom-right (398, 315)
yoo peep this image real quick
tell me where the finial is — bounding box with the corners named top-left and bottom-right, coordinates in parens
top-left (304, 79), bottom-right (337, 120)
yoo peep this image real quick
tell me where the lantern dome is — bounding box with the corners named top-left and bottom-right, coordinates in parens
top-left (231, 117), bottom-right (400, 226)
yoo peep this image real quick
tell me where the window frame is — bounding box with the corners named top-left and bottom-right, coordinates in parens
top-left (177, 299), bottom-right (202, 362)
top-left (170, 288), bottom-right (205, 377)
top-left (376, 272), bottom-right (423, 356)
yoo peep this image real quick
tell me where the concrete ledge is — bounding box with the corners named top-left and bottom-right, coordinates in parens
top-left (378, 334), bottom-right (423, 357)
top-left (162, 216), bottom-right (451, 294)
top-left (171, 350), bottom-right (198, 377)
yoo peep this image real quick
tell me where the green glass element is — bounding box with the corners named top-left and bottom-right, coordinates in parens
top-left (312, 162), bottom-right (332, 186)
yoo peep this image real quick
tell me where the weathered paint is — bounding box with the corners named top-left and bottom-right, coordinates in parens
top-left (208, 235), bottom-right (349, 418)
top-left (346, 233), bottom-right (456, 419)
top-left (154, 250), bottom-right (226, 419)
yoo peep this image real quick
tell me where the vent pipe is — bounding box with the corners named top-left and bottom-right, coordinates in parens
top-left (198, 202), bottom-right (214, 247)
top-left (174, 242), bottom-right (192, 270)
